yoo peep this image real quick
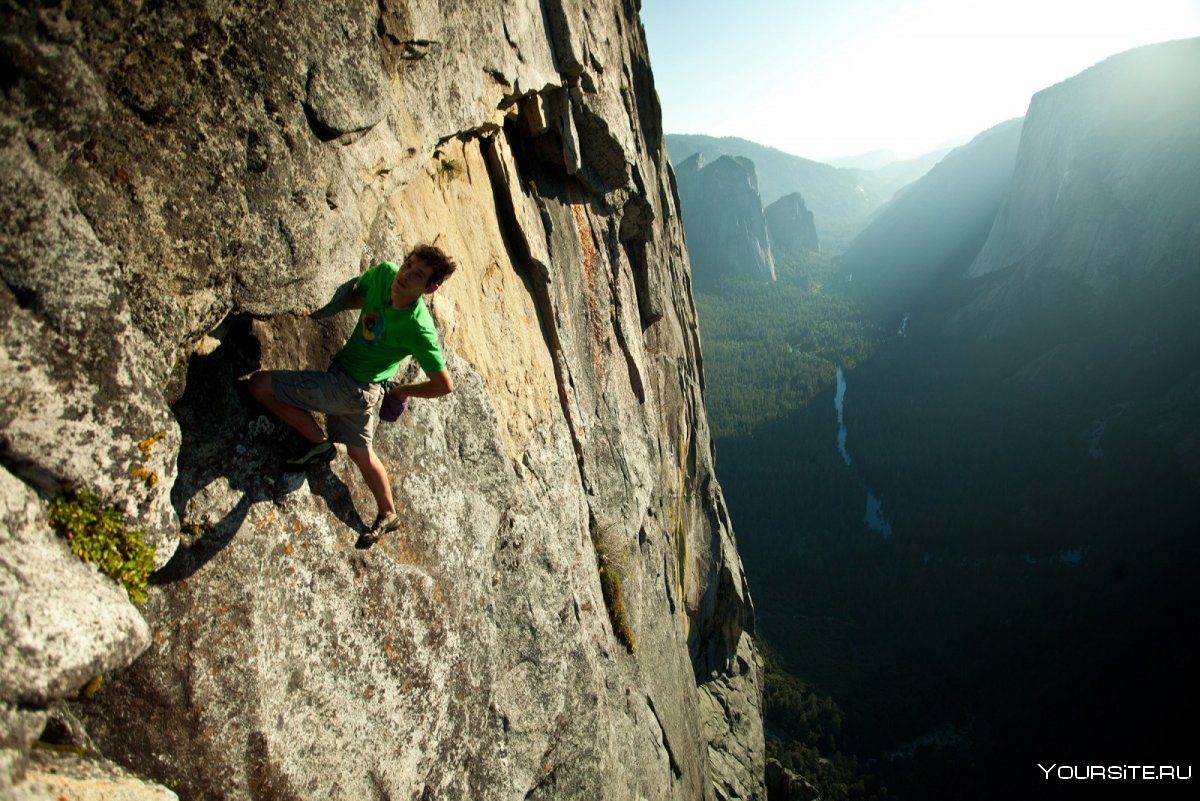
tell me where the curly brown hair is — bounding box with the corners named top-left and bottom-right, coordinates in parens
top-left (408, 244), bottom-right (458, 288)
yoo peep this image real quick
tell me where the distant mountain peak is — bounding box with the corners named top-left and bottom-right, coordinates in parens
top-left (674, 153), bottom-right (776, 287)
top-left (765, 193), bottom-right (820, 255)
top-left (666, 133), bottom-right (949, 248)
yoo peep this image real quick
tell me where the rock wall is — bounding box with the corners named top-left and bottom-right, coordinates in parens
top-left (950, 38), bottom-right (1200, 485)
top-left (968, 39), bottom-right (1200, 297)
top-left (0, 1), bottom-right (763, 799)
top-left (764, 194), bottom-right (818, 256)
top-left (674, 153), bottom-right (776, 288)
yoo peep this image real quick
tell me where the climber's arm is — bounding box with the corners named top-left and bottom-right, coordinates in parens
top-left (388, 369), bottom-right (454, 399)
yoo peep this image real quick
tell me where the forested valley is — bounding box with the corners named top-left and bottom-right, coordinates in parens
top-left (696, 250), bottom-right (1198, 801)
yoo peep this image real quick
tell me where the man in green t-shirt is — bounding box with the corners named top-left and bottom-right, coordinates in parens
top-left (248, 245), bottom-right (457, 546)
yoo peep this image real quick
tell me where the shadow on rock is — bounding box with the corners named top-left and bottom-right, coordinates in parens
top-left (153, 316), bottom-right (365, 584)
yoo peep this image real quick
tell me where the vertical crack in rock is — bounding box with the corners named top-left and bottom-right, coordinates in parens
top-left (646, 695), bottom-right (683, 780)
top-left (481, 128), bottom-right (587, 477)
top-left (621, 235), bottom-right (658, 329)
top-left (662, 551), bottom-right (678, 614)
top-left (604, 219), bottom-right (645, 404)
top-left (619, 166), bottom-right (662, 328)
top-left (539, 0), bottom-right (585, 78)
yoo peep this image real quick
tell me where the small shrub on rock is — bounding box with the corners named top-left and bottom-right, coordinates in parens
top-left (47, 491), bottom-right (155, 603)
top-left (590, 518), bottom-right (636, 653)
top-left (598, 564), bottom-right (635, 654)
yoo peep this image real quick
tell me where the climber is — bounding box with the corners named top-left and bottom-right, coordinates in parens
top-left (248, 245), bottom-right (457, 547)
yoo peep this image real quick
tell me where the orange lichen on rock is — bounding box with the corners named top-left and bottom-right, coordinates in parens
top-left (138, 430), bottom-right (166, 460)
top-left (129, 466), bottom-right (158, 486)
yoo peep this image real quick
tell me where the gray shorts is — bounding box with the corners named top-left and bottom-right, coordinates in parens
top-left (271, 364), bottom-right (385, 449)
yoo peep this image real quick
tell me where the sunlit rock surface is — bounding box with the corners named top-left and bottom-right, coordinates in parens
top-left (0, 1), bottom-right (763, 799)
top-left (7, 747), bottom-right (179, 801)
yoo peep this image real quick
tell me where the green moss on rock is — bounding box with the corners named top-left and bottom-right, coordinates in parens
top-left (47, 491), bottom-right (155, 603)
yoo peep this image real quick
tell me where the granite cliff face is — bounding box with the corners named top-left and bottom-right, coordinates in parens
top-left (675, 154), bottom-right (775, 289)
top-left (0, 2), bottom-right (763, 799)
top-left (953, 37), bottom-right (1200, 480)
top-left (968, 39), bottom-right (1200, 297)
top-left (666, 135), bottom-right (895, 250)
top-left (763, 194), bottom-right (819, 257)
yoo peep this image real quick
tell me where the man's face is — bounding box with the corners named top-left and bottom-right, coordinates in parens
top-left (390, 255), bottom-right (436, 306)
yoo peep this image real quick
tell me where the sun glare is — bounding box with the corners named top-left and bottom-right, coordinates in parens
top-left (643, 0), bottom-right (1200, 160)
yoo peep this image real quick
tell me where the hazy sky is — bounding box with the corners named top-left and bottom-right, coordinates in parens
top-left (640, 0), bottom-right (1200, 161)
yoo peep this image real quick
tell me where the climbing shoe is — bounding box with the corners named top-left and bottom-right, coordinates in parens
top-left (356, 511), bottom-right (402, 549)
top-left (283, 441), bottom-right (335, 472)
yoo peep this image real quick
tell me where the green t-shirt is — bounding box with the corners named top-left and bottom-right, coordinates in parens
top-left (336, 261), bottom-right (446, 383)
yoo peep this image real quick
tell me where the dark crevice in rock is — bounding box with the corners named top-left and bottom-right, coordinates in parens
top-left (486, 119), bottom-right (587, 475)
top-left (604, 221), bottom-right (645, 403)
top-left (38, 702), bottom-right (96, 753)
top-left (484, 67), bottom-right (511, 89)
top-left (518, 88), bottom-right (579, 175)
top-left (568, 89), bottom-right (630, 194)
top-left (436, 122), bottom-right (502, 148)
top-left (661, 164), bottom-right (679, 229)
top-left (689, 294), bottom-right (705, 396)
top-left (397, 40), bottom-right (436, 60)
top-left (154, 313), bottom-right (264, 583)
top-left (685, 423), bottom-right (699, 489)
top-left (688, 474), bottom-right (752, 681)
top-left (662, 552), bottom-right (677, 614)
top-left (154, 312), bottom-right (364, 584)
top-left (372, 0), bottom-right (410, 50)
top-left (619, 168), bottom-right (661, 327)
top-left (655, 157), bottom-right (707, 391)
top-left (480, 129), bottom-right (555, 347)
top-left (301, 98), bottom-right (342, 143)
top-left (0, 442), bottom-right (65, 497)
top-left (375, 0), bottom-right (413, 69)
top-left (622, 237), bottom-right (658, 329)
top-left (645, 695), bottom-right (683, 779)
top-left (123, 101), bottom-right (162, 128)
top-left (4, 280), bottom-right (37, 313)
top-left (501, 18), bottom-right (525, 64)
top-left (539, 0), bottom-right (583, 79)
